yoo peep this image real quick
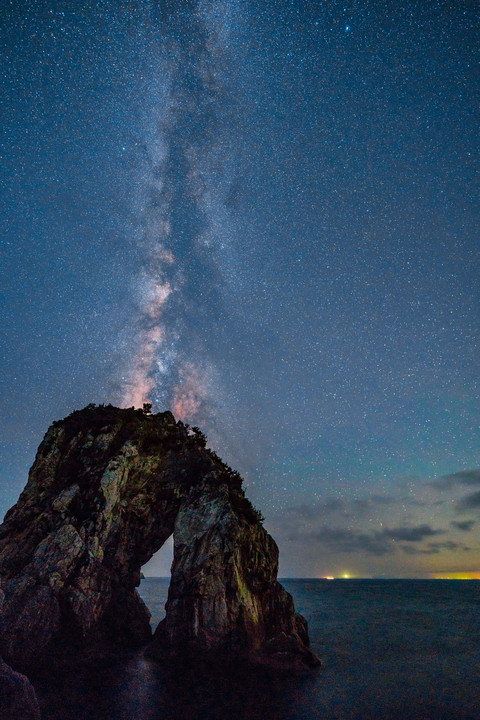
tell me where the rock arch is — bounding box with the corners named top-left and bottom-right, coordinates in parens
top-left (0, 405), bottom-right (318, 671)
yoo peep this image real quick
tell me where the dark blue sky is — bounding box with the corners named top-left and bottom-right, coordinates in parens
top-left (1, 0), bottom-right (479, 577)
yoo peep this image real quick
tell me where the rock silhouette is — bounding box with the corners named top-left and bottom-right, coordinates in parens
top-left (0, 590), bottom-right (41, 720)
top-left (0, 405), bottom-right (319, 672)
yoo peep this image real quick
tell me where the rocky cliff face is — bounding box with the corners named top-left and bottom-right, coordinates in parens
top-left (0, 405), bottom-right (318, 672)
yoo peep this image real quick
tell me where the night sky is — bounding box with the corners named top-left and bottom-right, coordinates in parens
top-left (1, 0), bottom-right (479, 578)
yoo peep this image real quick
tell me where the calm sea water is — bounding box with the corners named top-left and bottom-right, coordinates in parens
top-left (33, 579), bottom-right (480, 720)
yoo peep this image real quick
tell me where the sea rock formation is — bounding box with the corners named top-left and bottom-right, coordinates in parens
top-left (0, 404), bottom-right (319, 672)
top-left (0, 659), bottom-right (41, 720)
top-left (0, 590), bottom-right (41, 719)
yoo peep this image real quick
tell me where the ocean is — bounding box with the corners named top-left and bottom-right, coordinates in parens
top-left (33, 579), bottom-right (480, 719)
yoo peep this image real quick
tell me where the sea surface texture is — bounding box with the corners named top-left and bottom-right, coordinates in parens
top-left (33, 579), bottom-right (480, 719)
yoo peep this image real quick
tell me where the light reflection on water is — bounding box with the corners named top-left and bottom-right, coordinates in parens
top-left (34, 580), bottom-right (480, 720)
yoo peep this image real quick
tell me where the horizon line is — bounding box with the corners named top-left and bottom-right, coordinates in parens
top-left (141, 575), bottom-right (480, 581)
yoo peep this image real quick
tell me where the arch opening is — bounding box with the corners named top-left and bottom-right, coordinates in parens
top-left (139, 535), bottom-right (174, 631)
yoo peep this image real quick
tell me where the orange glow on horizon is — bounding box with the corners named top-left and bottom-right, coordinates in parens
top-left (433, 572), bottom-right (480, 580)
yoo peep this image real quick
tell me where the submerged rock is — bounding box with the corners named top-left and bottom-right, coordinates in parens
top-left (0, 405), bottom-right (319, 672)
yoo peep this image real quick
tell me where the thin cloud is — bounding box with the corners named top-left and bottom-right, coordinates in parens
top-left (370, 495), bottom-right (396, 506)
top-left (401, 545), bottom-right (440, 556)
top-left (308, 527), bottom-right (391, 556)
top-left (284, 498), bottom-right (344, 519)
top-left (283, 494), bottom-right (396, 522)
top-left (428, 541), bottom-right (463, 551)
top-left (433, 469), bottom-right (480, 490)
top-left (288, 523), bottom-right (445, 557)
top-left (456, 491), bottom-right (480, 512)
top-left (401, 541), bottom-right (470, 556)
top-left (451, 520), bottom-right (476, 532)
top-left (382, 525), bottom-right (443, 542)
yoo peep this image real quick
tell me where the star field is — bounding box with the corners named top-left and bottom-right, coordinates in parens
top-left (1, 0), bottom-right (479, 577)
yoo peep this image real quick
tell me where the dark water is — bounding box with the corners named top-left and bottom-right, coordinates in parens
top-left (33, 580), bottom-right (480, 720)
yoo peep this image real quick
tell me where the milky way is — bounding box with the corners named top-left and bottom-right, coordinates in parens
top-left (115, 1), bottom-right (250, 445)
top-left (1, 0), bottom-right (479, 577)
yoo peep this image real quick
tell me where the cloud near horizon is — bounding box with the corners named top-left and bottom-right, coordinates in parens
top-left (285, 523), bottom-right (445, 557)
top-left (400, 540), bottom-right (469, 556)
top-left (283, 494), bottom-right (398, 522)
top-left (451, 520), bottom-right (476, 532)
top-left (268, 477), bottom-right (480, 574)
top-left (432, 469), bottom-right (480, 490)
top-left (456, 491), bottom-right (480, 513)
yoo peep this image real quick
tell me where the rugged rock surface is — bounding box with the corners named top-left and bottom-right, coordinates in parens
top-left (0, 404), bottom-right (319, 672)
top-left (0, 590), bottom-right (41, 719)
top-left (0, 660), bottom-right (41, 720)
